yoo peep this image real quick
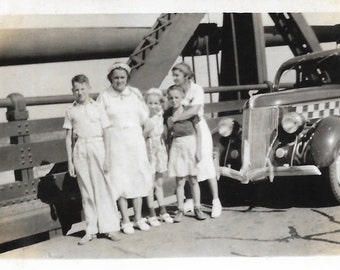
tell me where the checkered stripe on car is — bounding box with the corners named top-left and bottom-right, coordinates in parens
top-left (293, 99), bottom-right (340, 120)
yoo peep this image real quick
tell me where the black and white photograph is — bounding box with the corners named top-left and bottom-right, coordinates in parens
top-left (1, 0), bottom-right (340, 269)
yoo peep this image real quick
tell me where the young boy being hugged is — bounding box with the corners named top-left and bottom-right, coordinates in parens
top-left (164, 85), bottom-right (206, 222)
top-left (63, 74), bottom-right (121, 245)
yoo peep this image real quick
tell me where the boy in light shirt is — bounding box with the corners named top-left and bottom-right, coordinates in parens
top-left (63, 74), bottom-right (121, 245)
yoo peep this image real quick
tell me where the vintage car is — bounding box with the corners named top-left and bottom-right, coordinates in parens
top-left (215, 48), bottom-right (340, 203)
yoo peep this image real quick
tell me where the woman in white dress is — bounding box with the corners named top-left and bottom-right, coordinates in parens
top-left (168, 62), bottom-right (222, 218)
top-left (97, 62), bottom-right (153, 234)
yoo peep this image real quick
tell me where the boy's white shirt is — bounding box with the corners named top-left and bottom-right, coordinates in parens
top-left (63, 98), bottom-right (111, 138)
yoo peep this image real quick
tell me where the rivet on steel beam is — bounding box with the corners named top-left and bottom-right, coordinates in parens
top-left (26, 129), bottom-right (29, 133)
top-left (20, 148), bottom-right (24, 153)
top-left (20, 198), bottom-right (24, 202)
top-left (31, 180), bottom-right (35, 185)
top-left (28, 147), bottom-right (31, 151)
top-left (28, 153), bottom-right (31, 157)
top-left (18, 130), bottom-right (22, 134)
top-left (29, 159), bottom-right (33, 163)
top-left (32, 188), bottom-right (36, 193)
top-left (18, 183), bottom-right (21, 188)
top-left (25, 189), bottom-right (29, 194)
top-left (21, 161), bottom-right (25, 165)
top-left (9, 185), bottom-right (13, 189)
top-left (24, 182), bottom-right (28, 186)
top-left (25, 122), bottom-right (28, 127)
top-left (17, 123), bottom-right (21, 128)
top-left (21, 154), bottom-right (25, 159)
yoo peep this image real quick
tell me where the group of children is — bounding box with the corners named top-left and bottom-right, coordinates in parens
top-left (64, 73), bottom-right (219, 245)
top-left (144, 85), bottom-right (206, 225)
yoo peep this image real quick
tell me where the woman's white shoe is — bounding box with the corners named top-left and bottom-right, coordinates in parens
top-left (211, 199), bottom-right (222, 218)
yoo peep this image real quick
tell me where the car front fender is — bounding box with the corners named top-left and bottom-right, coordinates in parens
top-left (310, 115), bottom-right (340, 168)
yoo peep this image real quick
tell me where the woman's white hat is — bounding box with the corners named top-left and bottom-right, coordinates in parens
top-left (108, 62), bottom-right (131, 74)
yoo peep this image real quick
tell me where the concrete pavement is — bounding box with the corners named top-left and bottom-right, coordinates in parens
top-left (2, 202), bottom-right (340, 259)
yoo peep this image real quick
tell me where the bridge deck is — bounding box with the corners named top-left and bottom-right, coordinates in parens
top-left (2, 202), bottom-right (340, 260)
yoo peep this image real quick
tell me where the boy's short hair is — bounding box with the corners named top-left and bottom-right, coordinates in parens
top-left (72, 74), bottom-right (89, 85)
top-left (167, 84), bottom-right (185, 95)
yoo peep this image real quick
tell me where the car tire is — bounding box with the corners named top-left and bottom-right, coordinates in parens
top-left (328, 154), bottom-right (340, 203)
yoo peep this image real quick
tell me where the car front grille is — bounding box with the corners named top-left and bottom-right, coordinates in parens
top-left (242, 107), bottom-right (279, 169)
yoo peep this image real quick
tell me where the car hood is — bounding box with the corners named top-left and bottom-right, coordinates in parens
top-left (248, 84), bottom-right (340, 108)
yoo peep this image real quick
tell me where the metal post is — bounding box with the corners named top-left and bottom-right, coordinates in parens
top-left (6, 93), bottom-right (33, 181)
top-left (204, 35), bottom-right (214, 117)
top-left (230, 14), bottom-right (240, 87)
top-left (230, 14), bottom-right (242, 106)
top-left (215, 52), bottom-right (220, 114)
top-left (191, 55), bottom-right (196, 83)
top-left (218, 13), bottom-right (268, 116)
top-left (215, 53), bottom-right (220, 79)
top-left (205, 35), bottom-right (212, 87)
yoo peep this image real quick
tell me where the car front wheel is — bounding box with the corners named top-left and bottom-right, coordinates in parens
top-left (328, 154), bottom-right (340, 203)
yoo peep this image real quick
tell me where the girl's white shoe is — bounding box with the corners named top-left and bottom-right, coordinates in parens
top-left (136, 218), bottom-right (150, 231)
top-left (148, 216), bottom-right (161, 227)
top-left (121, 222), bottom-right (135, 234)
top-left (160, 213), bottom-right (174, 223)
top-left (183, 199), bottom-right (194, 214)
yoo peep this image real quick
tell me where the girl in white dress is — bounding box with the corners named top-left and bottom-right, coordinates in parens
top-left (97, 63), bottom-right (153, 234)
top-left (143, 88), bottom-right (173, 226)
top-left (170, 62), bottom-right (222, 218)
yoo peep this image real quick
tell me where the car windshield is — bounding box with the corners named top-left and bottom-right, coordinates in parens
top-left (277, 51), bottom-right (340, 91)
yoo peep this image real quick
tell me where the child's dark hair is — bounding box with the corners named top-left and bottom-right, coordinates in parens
top-left (167, 84), bottom-right (185, 95)
top-left (72, 74), bottom-right (89, 85)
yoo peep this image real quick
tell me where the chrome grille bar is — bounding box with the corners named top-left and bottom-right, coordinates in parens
top-left (243, 107), bottom-right (279, 169)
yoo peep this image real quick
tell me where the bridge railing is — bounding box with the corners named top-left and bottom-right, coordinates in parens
top-left (0, 83), bottom-right (279, 244)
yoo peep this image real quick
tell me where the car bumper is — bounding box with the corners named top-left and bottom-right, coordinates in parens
top-left (219, 165), bottom-right (322, 184)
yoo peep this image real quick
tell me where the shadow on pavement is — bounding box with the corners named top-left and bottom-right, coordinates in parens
top-left (200, 175), bottom-right (339, 209)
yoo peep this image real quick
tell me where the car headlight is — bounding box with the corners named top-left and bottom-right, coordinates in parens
top-left (281, 112), bottom-right (305, 134)
top-left (218, 118), bottom-right (234, 137)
